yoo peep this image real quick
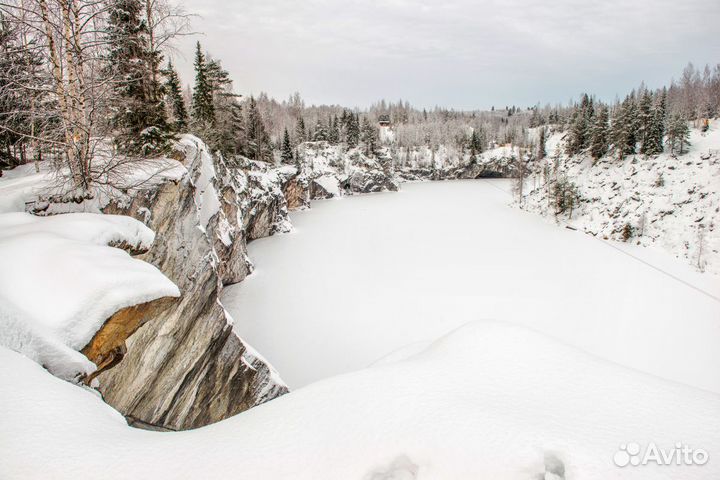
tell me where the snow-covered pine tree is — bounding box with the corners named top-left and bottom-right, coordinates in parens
top-left (646, 90), bottom-right (667, 155)
top-left (245, 96), bottom-right (271, 162)
top-left (537, 126), bottom-right (547, 160)
top-left (566, 94), bottom-right (593, 155)
top-left (638, 90), bottom-right (655, 154)
top-left (589, 105), bottom-right (609, 161)
top-left (468, 129), bottom-right (483, 162)
top-left (347, 113), bottom-right (361, 147)
top-left (666, 115), bottom-right (690, 155)
top-left (295, 116), bottom-right (306, 144)
top-left (312, 119), bottom-right (328, 142)
top-left (610, 96), bottom-right (638, 159)
top-left (328, 116), bottom-right (340, 144)
top-left (281, 128), bottom-right (293, 163)
top-left (624, 94), bottom-right (640, 154)
top-left (106, 0), bottom-right (167, 152)
top-left (163, 60), bottom-right (188, 131)
top-left (360, 116), bottom-right (378, 155)
top-left (191, 42), bottom-right (214, 126)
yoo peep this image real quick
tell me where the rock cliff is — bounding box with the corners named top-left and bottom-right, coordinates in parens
top-left (86, 137), bottom-right (514, 430)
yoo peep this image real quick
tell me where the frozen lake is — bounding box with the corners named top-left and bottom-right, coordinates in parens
top-left (222, 180), bottom-right (720, 391)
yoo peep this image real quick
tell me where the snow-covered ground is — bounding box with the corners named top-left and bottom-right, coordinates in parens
top-left (523, 123), bottom-right (720, 275)
top-left (223, 180), bottom-right (720, 394)
top-left (2, 320), bottom-right (719, 480)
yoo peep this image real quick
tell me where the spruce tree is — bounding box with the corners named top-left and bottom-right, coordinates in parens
top-left (281, 128), bottom-right (294, 163)
top-left (106, 0), bottom-right (166, 150)
top-left (566, 94), bottom-right (593, 155)
top-left (360, 116), bottom-right (378, 155)
top-left (647, 90), bottom-right (667, 155)
top-left (589, 105), bottom-right (609, 160)
top-left (638, 91), bottom-right (654, 154)
top-left (191, 42), bottom-right (214, 126)
top-left (328, 116), bottom-right (340, 144)
top-left (537, 126), bottom-right (547, 160)
top-left (245, 96), bottom-right (271, 161)
top-left (295, 117), bottom-right (306, 144)
top-left (346, 113), bottom-right (360, 147)
top-left (312, 119), bottom-right (328, 141)
top-left (163, 60), bottom-right (188, 131)
top-left (666, 115), bottom-right (690, 155)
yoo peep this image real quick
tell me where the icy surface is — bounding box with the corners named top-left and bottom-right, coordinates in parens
top-left (0, 212), bottom-right (180, 381)
top-left (1, 321), bottom-right (718, 479)
top-left (223, 180), bottom-right (720, 392)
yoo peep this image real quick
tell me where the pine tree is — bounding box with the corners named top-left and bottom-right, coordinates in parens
top-left (566, 94), bottom-right (593, 155)
top-left (537, 126), bottom-right (547, 160)
top-left (295, 117), bottom-right (306, 144)
top-left (281, 128), bottom-right (293, 163)
top-left (360, 116), bottom-right (378, 155)
top-left (589, 105), bottom-right (609, 160)
top-left (245, 96), bottom-right (271, 161)
top-left (624, 95), bottom-right (639, 153)
top-left (666, 115), bottom-right (690, 155)
top-left (163, 60), bottom-right (188, 131)
top-left (638, 91), bottom-right (654, 154)
top-left (191, 42), bottom-right (214, 125)
top-left (312, 119), bottom-right (328, 141)
top-left (646, 91), bottom-right (667, 155)
top-left (328, 116), bottom-right (340, 144)
top-left (346, 113), bottom-right (360, 147)
top-left (106, 0), bottom-right (167, 150)
top-left (611, 96), bottom-right (638, 159)
top-left (469, 129), bottom-right (483, 160)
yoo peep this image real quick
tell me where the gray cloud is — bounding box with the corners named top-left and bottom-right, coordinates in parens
top-left (172, 0), bottom-right (720, 109)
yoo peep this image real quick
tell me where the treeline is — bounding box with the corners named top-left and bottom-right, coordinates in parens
top-left (0, 0), bottom-right (718, 195)
top-left (563, 62), bottom-right (720, 160)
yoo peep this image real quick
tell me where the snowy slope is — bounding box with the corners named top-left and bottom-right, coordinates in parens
top-left (0, 212), bottom-right (179, 382)
top-left (1, 321), bottom-right (718, 480)
top-left (522, 123), bottom-right (720, 274)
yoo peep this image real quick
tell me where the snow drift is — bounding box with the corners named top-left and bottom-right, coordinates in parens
top-left (1, 320), bottom-right (718, 479)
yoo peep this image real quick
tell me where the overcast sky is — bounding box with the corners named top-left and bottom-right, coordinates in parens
top-left (172, 0), bottom-right (720, 110)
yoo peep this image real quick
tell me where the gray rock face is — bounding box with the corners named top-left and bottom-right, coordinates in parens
top-left (97, 138), bottom-right (290, 431)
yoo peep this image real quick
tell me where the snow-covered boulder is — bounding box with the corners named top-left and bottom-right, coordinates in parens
top-left (0, 212), bottom-right (179, 382)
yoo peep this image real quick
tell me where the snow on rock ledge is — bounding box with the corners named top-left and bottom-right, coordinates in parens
top-left (0, 212), bottom-right (179, 382)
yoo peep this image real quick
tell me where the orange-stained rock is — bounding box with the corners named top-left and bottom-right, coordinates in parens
top-left (81, 297), bottom-right (177, 385)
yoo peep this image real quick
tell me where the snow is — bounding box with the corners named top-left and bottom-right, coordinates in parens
top-left (0, 212), bottom-right (179, 382)
top-left (222, 180), bottom-right (720, 393)
top-left (523, 123), bottom-right (720, 274)
top-left (179, 135), bottom-right (221, 229)
top-left (0, 156), bottom-right (187, 215)
top-left (313, 173), bottom-right (341, 196)
top-left (1, 320), bottom-right (718, 479)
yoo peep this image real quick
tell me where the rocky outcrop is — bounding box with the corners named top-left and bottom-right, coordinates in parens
top-left (295, 142), bottom-right (399, 200)
top-left (81, 297), bottom-right (178, 385)
top-left (96, 137), bottom-right (291, 431)
top-left (396, 157), bottom-right (519, 182)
